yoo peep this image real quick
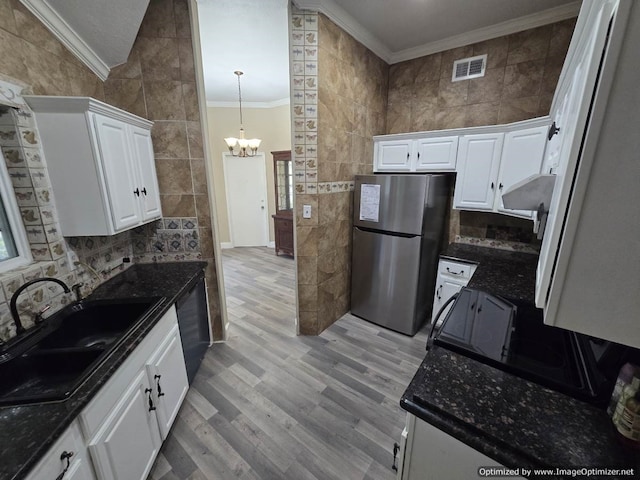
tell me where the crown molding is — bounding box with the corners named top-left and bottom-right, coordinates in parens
top-left (207, 98), bottom-right (290, 109)
top-left (294, 0), bottom-right (580, 65)
top-left (20, 0), bottom-right (110, 80)
top-left (390, 2), bottom-right (582, 64)
top-left (293, 0), bottom-right (392, 62)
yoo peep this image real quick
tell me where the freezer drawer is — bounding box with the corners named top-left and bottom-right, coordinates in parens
top-left (351, 227), bottom-right (423, 335)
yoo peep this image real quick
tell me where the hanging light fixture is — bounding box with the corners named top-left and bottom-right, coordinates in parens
top-left (224, 71), bottom-right (261, 157)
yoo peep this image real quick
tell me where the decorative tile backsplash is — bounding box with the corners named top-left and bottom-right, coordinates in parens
top-left (0, 81), bottom-right (134, 341)
top-left (131, 217), bottom-right (202, 264)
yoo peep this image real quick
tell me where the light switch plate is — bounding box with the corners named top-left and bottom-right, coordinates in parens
top-left (303, 204), bottom-right (312, 218)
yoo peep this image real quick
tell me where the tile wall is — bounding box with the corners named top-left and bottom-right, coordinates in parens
top-left (293, 10), bottom-right (389, 334)
top-left (386, 18), bottom-right (576, 246)
top-left (0, 0), bottom-right (222, 340)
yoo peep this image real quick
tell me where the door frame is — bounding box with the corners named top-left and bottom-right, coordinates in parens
top-left (222, 153), bottom-right (269, 248)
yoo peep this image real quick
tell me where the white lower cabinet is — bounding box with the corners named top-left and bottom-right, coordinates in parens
top-left (84, 308), bottom-right (188, 480)
top-left (88, 370), bottom-right (162, 480)
top-left (431, 259), bottom-right (477, 324)
top-left (27, 306), bottom-right (188, 480)
top-left (398, 413), bottom-right (525, 480)
top-left (147, 326), bottom-right (189, 439)
top-left (26, 420), bottom-right (95, 480)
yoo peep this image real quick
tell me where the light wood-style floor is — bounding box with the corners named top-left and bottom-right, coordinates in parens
top-left (149, 246), bottom-right (428, 480)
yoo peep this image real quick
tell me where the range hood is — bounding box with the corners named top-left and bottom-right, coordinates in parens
top-left (501, 174), bottom-right (556, 211)
top-left (502, 174), bottom-right (556, 239)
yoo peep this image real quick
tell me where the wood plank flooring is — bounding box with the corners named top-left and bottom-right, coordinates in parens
top-left (149, 246), bottom-right (428, 480)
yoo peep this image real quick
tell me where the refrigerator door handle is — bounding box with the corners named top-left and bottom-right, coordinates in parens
top-left (354, 226), bottom-right (419, 239)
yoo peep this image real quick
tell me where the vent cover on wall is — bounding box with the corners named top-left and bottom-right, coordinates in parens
top-left (452, 54), bottom-right (488, 82)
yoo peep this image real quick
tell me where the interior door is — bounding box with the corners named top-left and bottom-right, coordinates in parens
top-left (223, 153), bottom-right (269, 247)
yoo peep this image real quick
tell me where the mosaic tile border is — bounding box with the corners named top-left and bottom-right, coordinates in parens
top-left (291, 9), bottom-right (318, 195)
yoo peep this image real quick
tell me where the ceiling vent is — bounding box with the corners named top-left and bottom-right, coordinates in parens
top-left (452, 54), bottom-right (487, 82)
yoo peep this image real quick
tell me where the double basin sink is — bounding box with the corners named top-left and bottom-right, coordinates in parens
top-left (0, 297), bottom-right (163, 406)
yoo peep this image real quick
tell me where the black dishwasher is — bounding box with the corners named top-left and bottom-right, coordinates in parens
top-left (176, 275), bottom-right (210, 384)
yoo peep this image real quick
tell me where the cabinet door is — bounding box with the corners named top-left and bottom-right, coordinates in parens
top-left (93, 114), bottom-right (142, 232)
top-left (453, 133), bottom-right (504, 210)
top-left (146, 324), bottom-right (189, 440)
top-left (88, 370), bottom-right (162, 480)
top-left (26, 421), bottom-right (95, 480)
top-left (431, 274), bottom-right (465, 325)
top-left (402, 414), bottom-right (525, 480)
top-left (130, 125), bottom-right (162, 222)
top-left (375, 140), bottom-right (414, 171)
top-left (495, 126), bottom-right (547, 218)
top-left (415, 136), bottom-right (458, 171)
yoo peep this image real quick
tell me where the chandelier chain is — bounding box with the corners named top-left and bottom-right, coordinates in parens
top-left (237, 72), bottom-right (243, 127)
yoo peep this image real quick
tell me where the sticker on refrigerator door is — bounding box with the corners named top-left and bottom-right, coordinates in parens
top-left (359, 184), bottom-right (380, 222)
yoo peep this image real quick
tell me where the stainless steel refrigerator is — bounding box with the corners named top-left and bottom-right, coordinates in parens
top-left (351, 174), bottom-right (451, 335)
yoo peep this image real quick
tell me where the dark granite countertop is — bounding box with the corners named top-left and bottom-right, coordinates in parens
top-left (401, 347), bottom-right (640, 478)
top-left (0, 261), bottom-right (206, 480)
top-left (442, 243), bottom-right (538, 304)
top-left (400, 244), bottom-right (639, 478)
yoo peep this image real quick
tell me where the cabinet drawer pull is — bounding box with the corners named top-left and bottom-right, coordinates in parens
top-left (141, 187), bottom-right (147, 196)
top-left (446, 267), bottom-right (463, 275)
top-left (436, 285), bottom-right (442, 300)
top-left (406, 153), bottom-right (410, 160)
top-left (154, 374), bottom-right (165, 397)
top-left (145, 387), bottom-right (156, 411)
top-left (55, 451), bottom-right (74, 480)
top-left (548, 121), bottom-right (560, 141)
top-left (490, 182), bottom-right (495, 190)
top-left (134, 188), bottom-right (140, 197)
top-left (499, 183), bottom-right (503, 190)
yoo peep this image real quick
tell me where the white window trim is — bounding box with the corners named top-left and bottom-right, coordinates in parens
top-left (0, 149), bottom-right (32, 273)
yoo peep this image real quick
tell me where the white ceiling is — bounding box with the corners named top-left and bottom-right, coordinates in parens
top-left (199, 0), bottom-right (580, 104)
top-left (197, 0), bottom-right (291, 106)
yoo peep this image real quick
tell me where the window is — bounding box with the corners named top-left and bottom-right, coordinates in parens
top-left (0, 148), bottom-right (31, 273)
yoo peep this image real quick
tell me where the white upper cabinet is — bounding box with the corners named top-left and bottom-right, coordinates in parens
top-left (494, 125), bottom-right (548, 218)
top-left (24, 96), bottom-right (162, 236)
top-left (536, 0), bottom-right (640, 348)
top-left (374, 134), bottom-right (458, 172)
top-left (415, 136), bottom-right (458, 171)
top-left (130, 125), bottom-right (162, 222)
top-left (374, 139), bottom-right (414, 171)
top-left (453, 133), bottom-right (504, 211)
top-left (452, 120), bottom-right (549, 218)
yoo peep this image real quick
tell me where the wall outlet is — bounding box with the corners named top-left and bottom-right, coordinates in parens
top-left (303, 204), bottom-right (312, 219)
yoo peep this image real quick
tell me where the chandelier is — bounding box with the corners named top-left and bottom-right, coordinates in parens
top-left (224, 71), bottom-right (261, 157)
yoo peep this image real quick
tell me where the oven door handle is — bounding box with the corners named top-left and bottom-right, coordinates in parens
top-left (426, 292), bottom-right (459, 351)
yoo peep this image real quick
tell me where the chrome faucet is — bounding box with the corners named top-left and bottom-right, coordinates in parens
top-left (9, 277), bottom-right (71, 335)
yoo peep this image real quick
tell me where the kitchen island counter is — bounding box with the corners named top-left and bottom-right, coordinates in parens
top-left (0, 261), bottom-right (206, 480)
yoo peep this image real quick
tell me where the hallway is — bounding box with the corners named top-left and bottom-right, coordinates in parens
top-left (150, 247), bottom-right (427, 479)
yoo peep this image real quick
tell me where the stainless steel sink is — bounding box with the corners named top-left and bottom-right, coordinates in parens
top-left (0, 297), bottom-right (163, 406)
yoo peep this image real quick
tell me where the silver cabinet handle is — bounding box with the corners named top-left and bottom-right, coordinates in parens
top-left (446, 267), bottom-right (463, 275)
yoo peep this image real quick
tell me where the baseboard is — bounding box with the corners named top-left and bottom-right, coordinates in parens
top-left (267, 241), bottom-right (275, 248)
top-left (220, 242), bottom-right (233, 249)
